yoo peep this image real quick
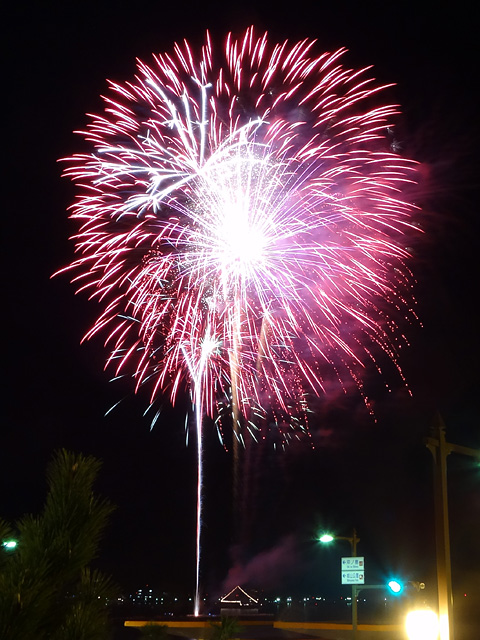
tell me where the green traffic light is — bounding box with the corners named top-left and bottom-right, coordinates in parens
top-left (387, 579), bottom-right (404, 595)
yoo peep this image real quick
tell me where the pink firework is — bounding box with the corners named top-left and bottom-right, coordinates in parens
top-left (60, 28), bottom-right (418, 613)
top-left (62, 28), bottom-right (417, 429)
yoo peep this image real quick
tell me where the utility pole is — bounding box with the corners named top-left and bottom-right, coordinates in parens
top-left (349, 528), bottom-right (359, 640)
top-left (425, 416), bottom-right (480, 640)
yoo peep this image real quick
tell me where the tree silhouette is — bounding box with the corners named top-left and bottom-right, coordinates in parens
top-left (0, 450), bottom-right (116, 639)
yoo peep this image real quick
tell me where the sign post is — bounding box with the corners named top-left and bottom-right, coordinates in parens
top-left (341, 557), bottom-right (365, 638)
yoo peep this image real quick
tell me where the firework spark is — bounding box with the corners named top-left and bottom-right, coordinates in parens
top-left (60, 27), bottom-right (418, 614)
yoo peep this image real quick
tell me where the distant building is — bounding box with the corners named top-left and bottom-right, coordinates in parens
top-left (220, 585), bottom-right (259, 615)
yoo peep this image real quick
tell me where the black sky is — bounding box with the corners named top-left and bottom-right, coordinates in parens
top-left (3, 0), bottom-right (479, 606)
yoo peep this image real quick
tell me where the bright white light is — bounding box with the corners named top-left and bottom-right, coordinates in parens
top-left (2, 540), bottom-right (17, 550)
top-left (388, 579), bottom-right (403, 594)
top-left (439, 614), bottom-right (449, 640)
top-left (319, 534), bottom-right (334, 543)
top-left (201, 334), bottom-right (220, 358)
top-left (405, 609), bottom-right (439, 640)
top-left (222, 205), bottom-right (265, 259)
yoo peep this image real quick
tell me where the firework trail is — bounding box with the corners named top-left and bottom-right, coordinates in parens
top-left (60, 27), bottom-right (418, 614)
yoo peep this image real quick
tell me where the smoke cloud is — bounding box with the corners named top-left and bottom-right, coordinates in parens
top-left (221, 535), bottom-right (301, 594)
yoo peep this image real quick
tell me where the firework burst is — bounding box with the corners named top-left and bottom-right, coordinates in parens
top-left (60, 27), bottom-right (418, 613)
top-left (62, 28), bottom-right (417, 435)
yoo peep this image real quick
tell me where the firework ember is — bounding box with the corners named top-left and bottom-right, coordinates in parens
top-left (60, 27), bottom-right (418, 614)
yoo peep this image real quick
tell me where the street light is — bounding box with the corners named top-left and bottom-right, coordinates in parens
top-left (318, 529), bottom-right (360, 640)
top-left (318, 528), bottom-right (360, 555)
top-left (318, 534), bottom-right (334, 543)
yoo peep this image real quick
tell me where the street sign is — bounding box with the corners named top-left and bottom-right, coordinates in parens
top-left (342, 571), bottom-right (364, 584)
top-left (341, 556), bottom-right (364, 570)
top-left (341, 557), bottom-right (365, 584)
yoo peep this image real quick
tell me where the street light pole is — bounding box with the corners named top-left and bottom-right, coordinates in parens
top-left (425, 419), bottom-right (452, 640)
top-left (319, 528), bottom-right (360, 640)
top-left (425, 416), bottom-right (480, 640)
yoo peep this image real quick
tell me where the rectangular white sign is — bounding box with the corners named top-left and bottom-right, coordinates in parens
top-left (341, 571), bottom-right (364, 584)
top-left (341, 557), bottom-right (365, 584)
top-left (341, 556), bottom-right (364, 570)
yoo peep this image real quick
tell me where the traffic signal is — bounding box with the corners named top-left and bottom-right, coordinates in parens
top-left (387, 579), bottom-right (404, 595)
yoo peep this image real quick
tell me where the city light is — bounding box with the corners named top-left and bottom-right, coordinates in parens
top-left (2, 540), bottom-right (17, 550)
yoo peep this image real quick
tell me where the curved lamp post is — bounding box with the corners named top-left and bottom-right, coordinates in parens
top-left (318, 528), bottom-right (360, 639)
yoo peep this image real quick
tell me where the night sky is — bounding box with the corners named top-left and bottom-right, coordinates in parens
top-left (3, 0), bottom-right (478, 609)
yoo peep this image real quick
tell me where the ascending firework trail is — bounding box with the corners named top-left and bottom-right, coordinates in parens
top-left (59, 27), bottom-right (419, 616)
